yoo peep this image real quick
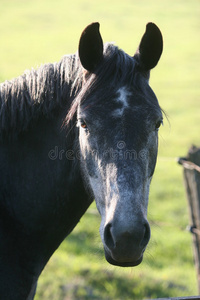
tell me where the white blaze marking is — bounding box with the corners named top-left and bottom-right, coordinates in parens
top-left (112, 87), bottom-right (130, 117)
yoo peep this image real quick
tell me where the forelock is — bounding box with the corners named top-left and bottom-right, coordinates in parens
top-left (65, 43), bottom-right (139, 125)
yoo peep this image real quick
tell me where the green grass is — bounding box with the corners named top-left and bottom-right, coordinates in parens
top-left (0, 0), bottom-right (200, 299)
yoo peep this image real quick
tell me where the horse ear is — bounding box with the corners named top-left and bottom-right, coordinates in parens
top-left (135, 23), bottom-right (163, 71)
top-left (78, 22), bottom-right (104, 72)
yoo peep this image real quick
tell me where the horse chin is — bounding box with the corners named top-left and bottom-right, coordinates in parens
top-left (104, 250), bottom-right (143, 267)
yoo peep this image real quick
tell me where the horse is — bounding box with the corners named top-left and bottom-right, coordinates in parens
top-left (0, 22), bottom-right (163, 299)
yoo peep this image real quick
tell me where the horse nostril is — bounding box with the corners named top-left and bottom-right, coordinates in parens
top-left (141, 221), bottom-right (151, 248)
top-left (104, 223), bottom-right (115, 250)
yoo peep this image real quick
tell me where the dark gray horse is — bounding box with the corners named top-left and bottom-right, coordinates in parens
top-left (0, 22), bottom-right (163, 299)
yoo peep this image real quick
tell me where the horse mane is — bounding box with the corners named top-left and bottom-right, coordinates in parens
top-left (0, 53), bottom-right (82, 139)
top-left (0, 43), bottom-right (139, 140)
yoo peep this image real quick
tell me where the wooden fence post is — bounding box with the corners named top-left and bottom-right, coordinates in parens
top-left (178, 145), bottom-right (200, 294)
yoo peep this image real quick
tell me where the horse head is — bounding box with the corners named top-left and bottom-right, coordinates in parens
top-left (77, 22), bottom-right (163, 267)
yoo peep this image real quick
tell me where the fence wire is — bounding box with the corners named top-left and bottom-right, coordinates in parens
top-left (178, 158), bottom-right (200, 173)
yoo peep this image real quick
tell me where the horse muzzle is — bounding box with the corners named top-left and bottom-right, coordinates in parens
top-left (103, 218), bottom-right (150, 267)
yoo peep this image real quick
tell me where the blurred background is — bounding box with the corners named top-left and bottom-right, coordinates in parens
top-left (0, 0), bottom-right (200, 299)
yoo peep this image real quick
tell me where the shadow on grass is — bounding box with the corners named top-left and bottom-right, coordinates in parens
top-left (57, 232), bottom-right (187, 300)
top-left (62, 230), bottom-right (104, 258)
top-left (58, 267), bottom-right (187, 300)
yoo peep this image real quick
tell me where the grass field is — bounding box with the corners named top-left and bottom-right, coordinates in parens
top-left (0, 0), bottom-right (200, 299)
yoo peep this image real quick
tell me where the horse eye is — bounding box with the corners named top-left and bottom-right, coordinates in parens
top-left (155, 120), bottom-right (162, 130)
top-left (80, 121), bottom-right (87, 129)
